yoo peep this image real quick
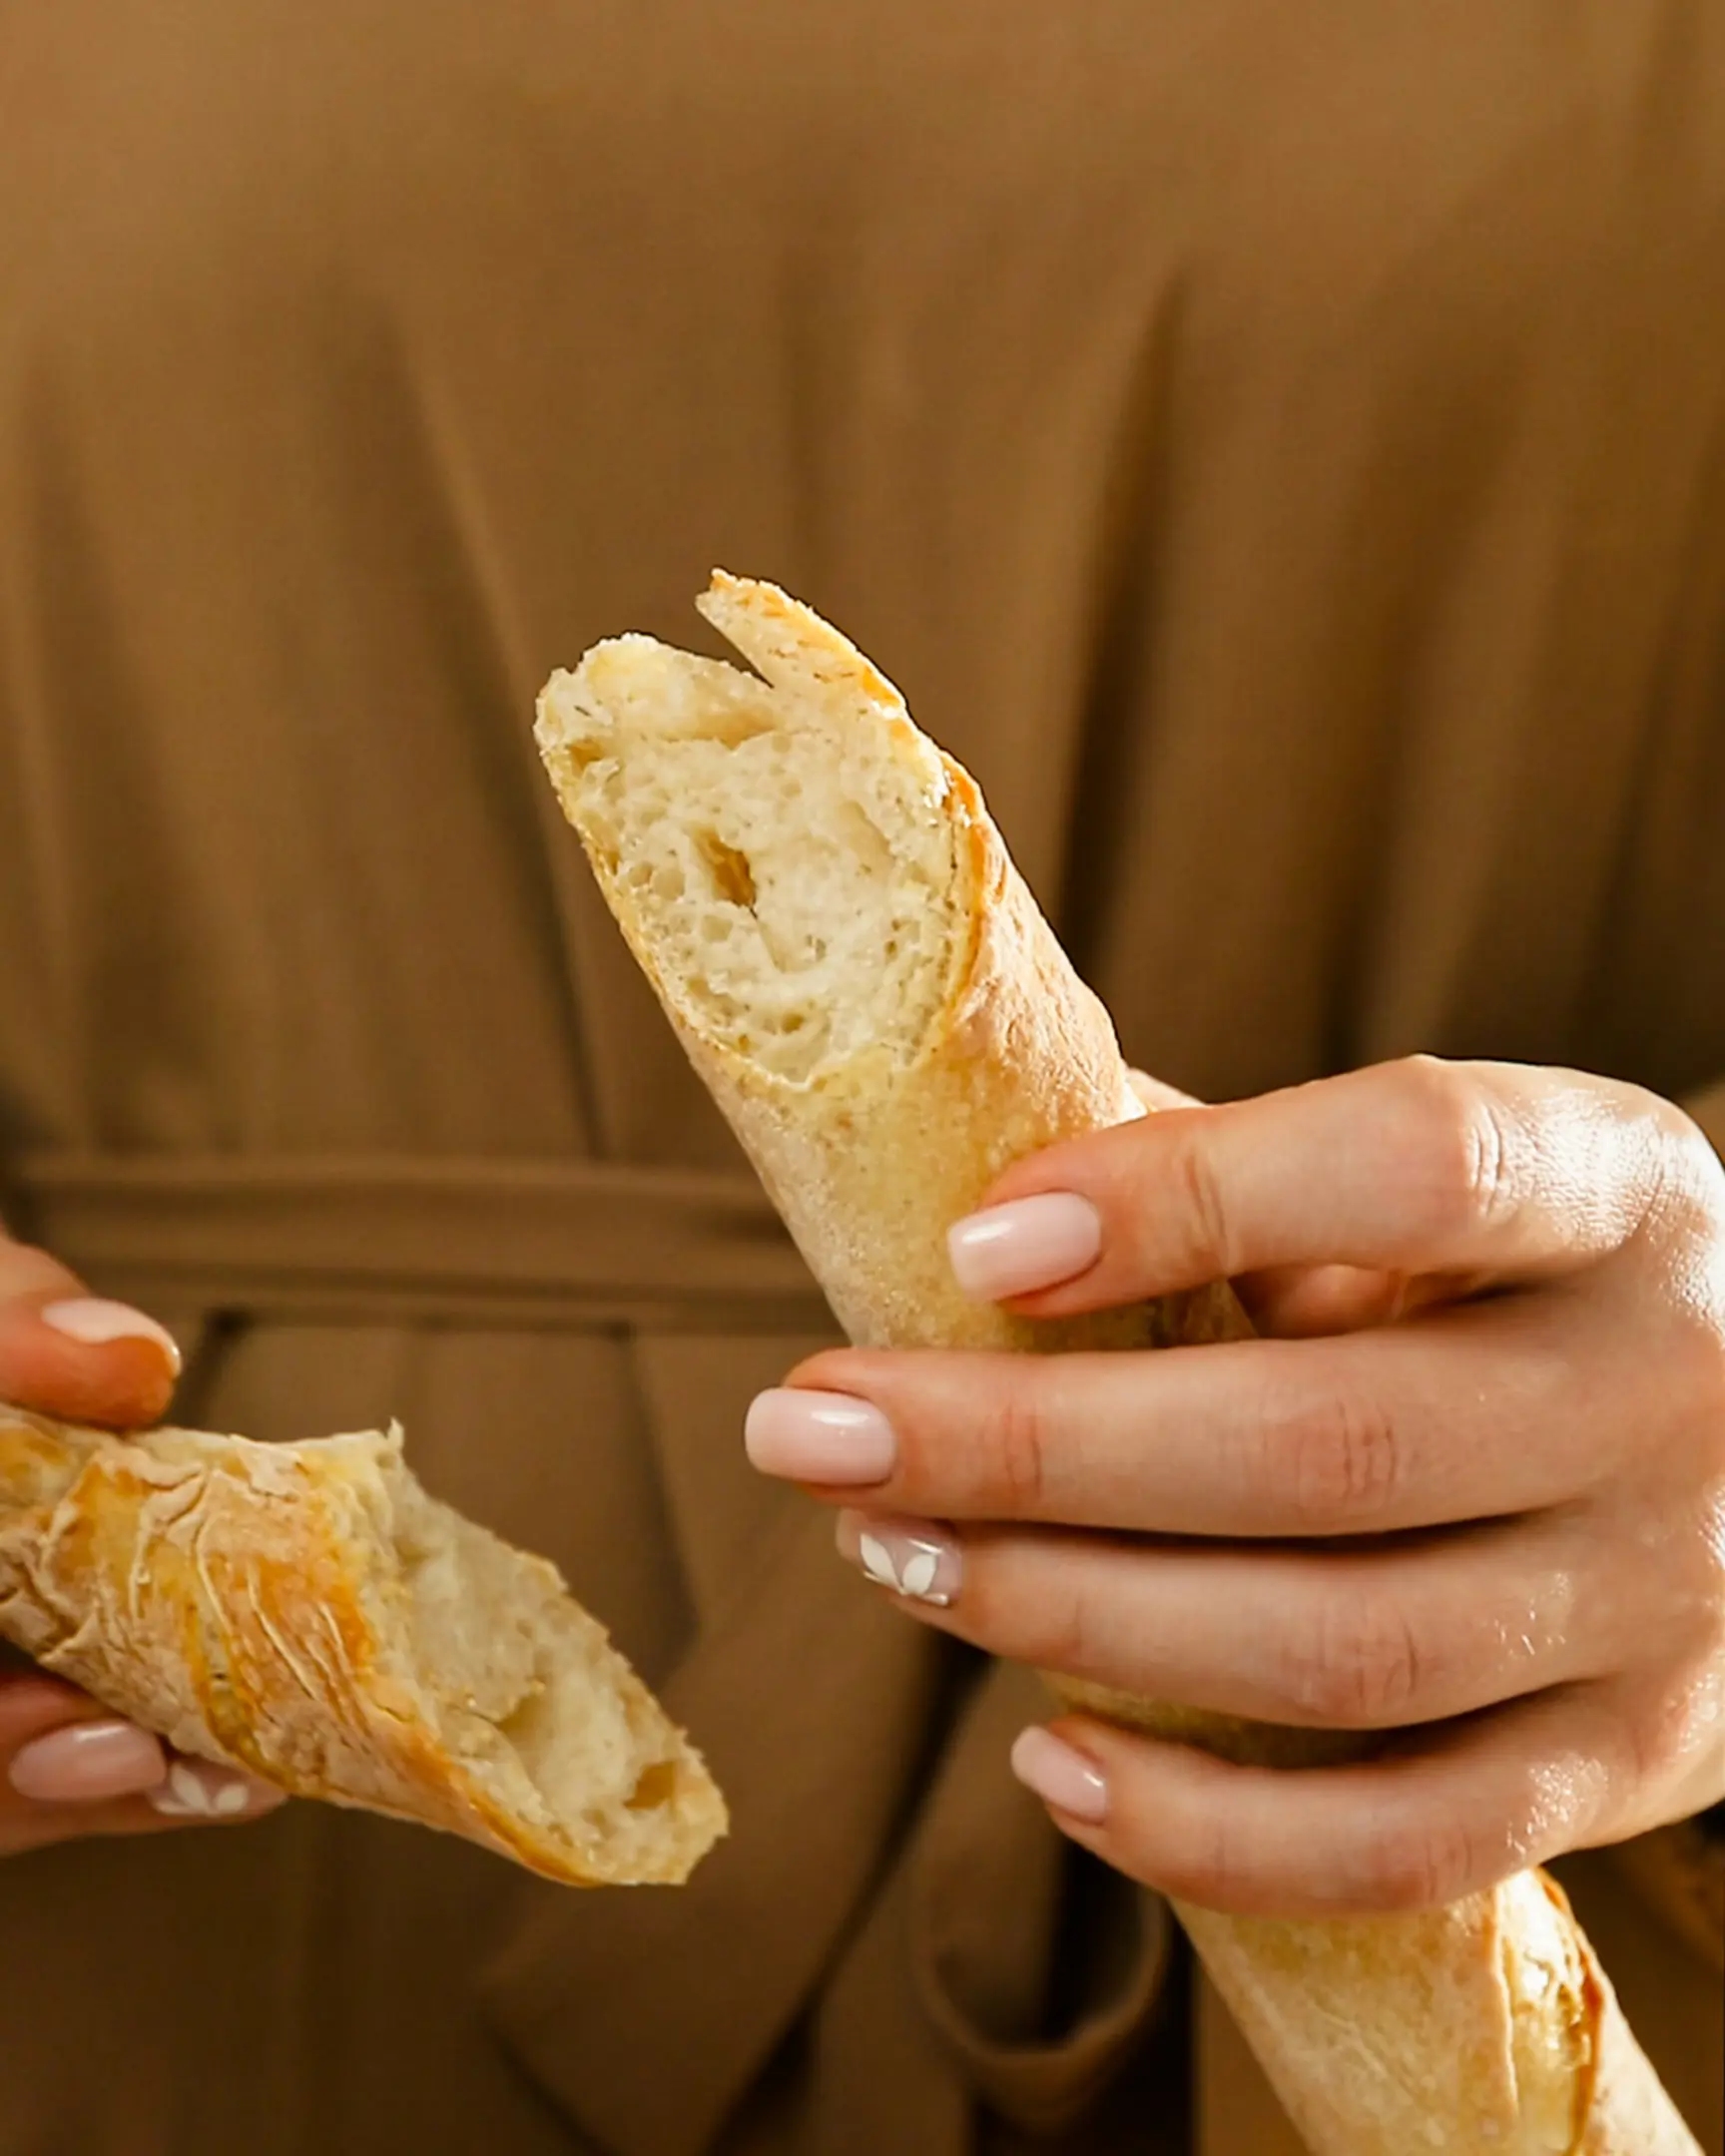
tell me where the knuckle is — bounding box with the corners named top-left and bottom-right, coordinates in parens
top-left (1272, 1379), bottom-right (1405, 1530)
top-left (1167, 1127), bottom-right (1240, 1279)
top-left (976, 1372), bottom-right (1054, 1516)
top-left (1666, 1338), bottom-right (1725, 1513)
top-left (1675, 1308), bottom-right (1725, 1454)
top-left (1625, 1694), bottom-right (1685, 1791)
top-left (1397, 1056), bottom-right (1524, 1242)
top-left (1166, 1801), bottom-right (1256, 1910)
top-left (1018, 1575), bottom-right (1108, 1682)
top-left (1283, 1590), bottom-right (1427, 1728)
top-left (1352, 1808), bottom-right (1479, 1912)
top-left (1636, 1099), bottom-right (1725, 1244)
top-left (1618, 1662), bottom-right (1722, 1794)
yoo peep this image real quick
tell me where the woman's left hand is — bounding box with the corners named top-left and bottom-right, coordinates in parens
top-left (743, 1057), bottom-right (1725, 1917)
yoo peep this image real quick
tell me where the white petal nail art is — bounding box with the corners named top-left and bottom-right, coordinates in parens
top-left (852, 1521), bottom-right (957, 1606)
top-left (900, 1550), bottom-right (939, 1598)
top-left (172, 1763), bottom-right (214, 1814)
top-left (148, 1761), bottom-right (261, 1820)
top-left (859, 1532), bottom-right (899, 1590)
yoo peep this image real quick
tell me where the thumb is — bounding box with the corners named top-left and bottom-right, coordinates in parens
top-left (0, 1235), bottom-right (181, 1430)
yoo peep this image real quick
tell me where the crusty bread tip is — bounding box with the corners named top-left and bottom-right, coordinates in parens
top-left (536, 573), bottom-right (1698, 2150)
top-left (0, 1406), bottom-right (725, 1886)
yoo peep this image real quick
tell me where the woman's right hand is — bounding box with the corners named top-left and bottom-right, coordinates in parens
top-left (0, 1228), bottom-right (284, 1855)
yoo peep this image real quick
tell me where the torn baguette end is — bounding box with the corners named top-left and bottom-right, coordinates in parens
top-left (535, 572), bottom-right (976, 1094)
top-left (0, 1407), bottom-right (726, 1886)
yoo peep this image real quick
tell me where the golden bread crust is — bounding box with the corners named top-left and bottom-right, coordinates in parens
top-left (0, 1408), bottom-right (725, 1886)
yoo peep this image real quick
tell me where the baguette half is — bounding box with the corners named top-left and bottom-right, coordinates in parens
top-left (536, 573), bottom-right (1698, 2150)
top-left (0, 1405), bottom-right (725, 1885)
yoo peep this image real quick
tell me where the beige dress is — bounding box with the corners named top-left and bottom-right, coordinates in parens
top-left (0, 3), bottom-right (1720, 2149)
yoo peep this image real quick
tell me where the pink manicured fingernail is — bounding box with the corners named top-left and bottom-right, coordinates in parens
top-left (948, 1194), bottom-right (1103, 1302)
top-left (9, 1720), bottom-right (165, 1802)
top-left (1010, 1727), bottom-right (1109, 1824)
top-left (147, 1760), bottom-right (285, 1820)
top-left (39, 1298), bottom-right (183, 1374)
top-left (744, 1389), bottom-right (896, 1484)
top-left (837, 1511), bottom-right (961, 1606)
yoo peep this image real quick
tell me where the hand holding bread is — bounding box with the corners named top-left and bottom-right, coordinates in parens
top-left (0, 1224), bottom-right (284, 1850)
top-left (769, 1058), bottom-right (1725, 1915)
top-left (0, 1225), bottom-right (725, 1884)
top-left (538, 574), bottom-right (1711, 2153)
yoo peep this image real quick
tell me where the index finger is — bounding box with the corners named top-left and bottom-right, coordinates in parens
top-left (773, 1290), bottom-right (1613, 1536)
top-left (957, 1057), bottom-right (1678, 1318)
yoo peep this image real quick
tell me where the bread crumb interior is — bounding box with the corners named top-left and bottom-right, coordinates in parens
top-left (549, 658), bottom-right (958, 1082)
top-left (388, 1469), bottom-right (702, 1874)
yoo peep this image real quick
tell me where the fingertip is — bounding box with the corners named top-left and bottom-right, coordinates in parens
top-left (39, 1299), bottom-right (182, 1373)
top-left (74, 1337), bottom-right (182, 1427)
top-left (1009, 1723), bottom-right (1111, 1824)
top-left (1, 1299), bottom-right (182, 1429)
top-left (9, 1718), bottom-right (166, 1803)
top-left (962, 1109), bottom-right (1239, 1310)
top-left (744, 1386), bottom-right (897, 1484)
top-left (947, 1193), bottom-right (1104, 1304)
